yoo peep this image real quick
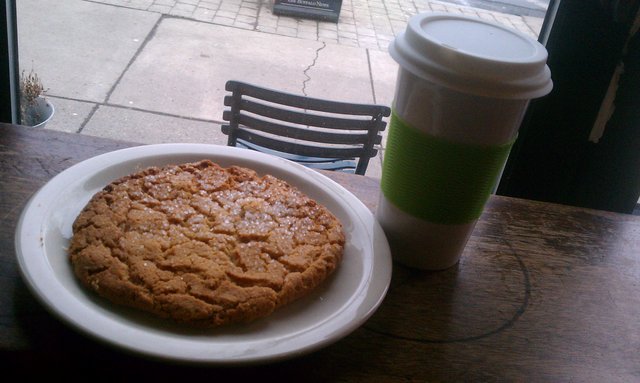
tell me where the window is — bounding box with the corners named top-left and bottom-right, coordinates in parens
top-left (4, 0), bottom-right (639, 213)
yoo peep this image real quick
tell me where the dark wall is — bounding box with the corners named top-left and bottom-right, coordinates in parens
top-left (498, 0), bottom-right (640, 213)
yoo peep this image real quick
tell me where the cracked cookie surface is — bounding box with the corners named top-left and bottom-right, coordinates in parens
top-left (69, 160), bottom-right (345, 327)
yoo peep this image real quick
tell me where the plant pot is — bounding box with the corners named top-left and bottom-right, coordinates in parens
top-left (23, 97), bottom-right (55, 128)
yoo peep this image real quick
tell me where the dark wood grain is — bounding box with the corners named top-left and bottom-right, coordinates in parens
top-left (1, 123), bottom-right (640, 381)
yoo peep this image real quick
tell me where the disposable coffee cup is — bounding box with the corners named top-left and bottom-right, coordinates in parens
top-left (377, 12), bottom-right (552, 270)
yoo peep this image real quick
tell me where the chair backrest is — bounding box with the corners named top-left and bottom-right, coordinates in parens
top-left (221, 80), bottom-right (391, 175)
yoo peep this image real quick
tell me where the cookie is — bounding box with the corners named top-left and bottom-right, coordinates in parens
top-left (69, 160), bottom-right (345, 327)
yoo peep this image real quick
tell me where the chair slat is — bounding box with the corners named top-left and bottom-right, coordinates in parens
top-left (237, 113), bottom-right (381, 145)
top-left (237, 140), bottom-right (357, 171)
top-left (235, 129), bottom-right (377, 159)
top-left (240, 99), bottom-right (378, 130)
top-left (226, 80), bottom-right (391, 117)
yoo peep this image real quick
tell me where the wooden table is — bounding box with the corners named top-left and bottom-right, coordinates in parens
top-left (1, 122), bottom-right (639, 380)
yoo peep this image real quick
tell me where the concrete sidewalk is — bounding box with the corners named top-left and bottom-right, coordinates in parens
top-left (17, 0), bottom-right (545, 178)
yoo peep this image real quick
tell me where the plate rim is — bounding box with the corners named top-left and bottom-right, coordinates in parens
top-left (14, 143), bottom-right (392, 364)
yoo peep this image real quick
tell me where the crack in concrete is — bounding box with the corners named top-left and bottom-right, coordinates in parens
top-left (302, 41), bottom-right (326, 96)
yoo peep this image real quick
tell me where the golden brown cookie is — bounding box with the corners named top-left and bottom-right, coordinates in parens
top-left (69, 160), bottom-right (344, 327)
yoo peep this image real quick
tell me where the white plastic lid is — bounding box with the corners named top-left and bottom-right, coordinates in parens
top-left (389, 12), bottom-right (553, 99)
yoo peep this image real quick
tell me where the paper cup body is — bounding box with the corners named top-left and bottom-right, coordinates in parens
top-left (378, 13), bottom-right (552, 269)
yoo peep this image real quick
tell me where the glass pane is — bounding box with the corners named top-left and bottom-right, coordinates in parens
top-left (16, 0), bottom-right (551, 178)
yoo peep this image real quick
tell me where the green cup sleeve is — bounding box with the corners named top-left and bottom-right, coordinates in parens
top-left (381, 112), bottom-right (515, 225)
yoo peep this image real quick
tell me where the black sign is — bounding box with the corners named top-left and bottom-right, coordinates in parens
top-left (273, 0), bottom-right (343, 23)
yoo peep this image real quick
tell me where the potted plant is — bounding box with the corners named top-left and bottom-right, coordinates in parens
top-left (20, 69), bottom-right (54, 128)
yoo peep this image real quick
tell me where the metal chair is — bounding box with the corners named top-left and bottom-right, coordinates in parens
top-left (221, 80), bottom-right (390, 175)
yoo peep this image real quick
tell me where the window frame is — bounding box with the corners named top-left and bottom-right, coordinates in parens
top-left (1, 0), bottom-right (19, 124)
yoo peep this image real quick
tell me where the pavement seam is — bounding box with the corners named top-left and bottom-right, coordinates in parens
top-left (77, 13), bottom-right (164, 133)
top-left (76, 104), bottom-right (100, 134)
top-left (366, 49), bottom-right (378, 105)
top-left (102, 15), bottom-right (164, 105)
top-left (302, 41), bottom-right (326, 96)
top-left (50, 93), bottom-right (223, 124)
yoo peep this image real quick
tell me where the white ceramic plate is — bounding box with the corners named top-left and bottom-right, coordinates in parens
top-left (15, 144), bottom-right (391, 364)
